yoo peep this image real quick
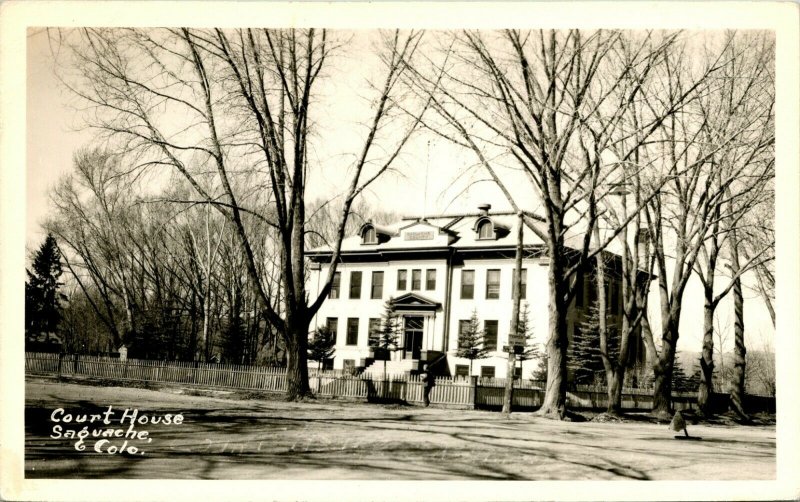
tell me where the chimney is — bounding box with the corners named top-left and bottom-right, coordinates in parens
top-left (477, 203), bottom-right (491, 216)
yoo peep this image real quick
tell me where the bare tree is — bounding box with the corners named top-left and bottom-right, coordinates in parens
top-left (641, 32), bottom-right (773, 418)
top-left (55, 28), bottom-right (429, 399)
top-left (690, 32), bottom-right (774, 416)
top-left (407, 30), bottom-right (695, 418)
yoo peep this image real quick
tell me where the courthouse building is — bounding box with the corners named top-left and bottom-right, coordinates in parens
top-left (307, 204), bottom-right (629, 379)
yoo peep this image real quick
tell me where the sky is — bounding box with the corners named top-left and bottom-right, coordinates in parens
top-left (25, 29), bottom-right (516, 246)
top-left (24, 27), bottom-right (776, 357)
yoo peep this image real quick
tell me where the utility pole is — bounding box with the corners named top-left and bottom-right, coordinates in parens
top-left (502, 211), bottom-right (525, 415)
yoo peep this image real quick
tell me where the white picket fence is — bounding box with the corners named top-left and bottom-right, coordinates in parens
top-left (26, 352), bottom-right (735, 411)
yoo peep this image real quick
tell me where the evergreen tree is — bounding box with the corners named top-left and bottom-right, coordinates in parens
top-left (25, 233), bottom-right (65, 347)
top-left (456, 309), bottom-right (489, 376)
top-left (532, 351), bottom-right (549, 382)
top-left (308, 325), bottom-right (336, 371)
top-left (221, 314), bottom-right (246, 364)
top-left (568, 300), bottom-right (617, 386)
top-left (369, 299), bottom-right (400, 356)
top-left (517, 302), bottom-right (539, 363)
top-left (672, 355), bottom-right (700, 392)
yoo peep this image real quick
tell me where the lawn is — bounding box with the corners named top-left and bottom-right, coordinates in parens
top-left (24, 378), bottom-right (775, 480)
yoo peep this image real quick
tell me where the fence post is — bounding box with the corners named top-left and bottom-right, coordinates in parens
top-left (469, 376), bottom-right (478, 409)
top-left (73, 354), bottom-right (79, 374)
top-left (57, 353), bottom-right (63, 376)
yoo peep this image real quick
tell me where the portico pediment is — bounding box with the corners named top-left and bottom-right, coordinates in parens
top-left (390, 292), bottom-right (442, 311)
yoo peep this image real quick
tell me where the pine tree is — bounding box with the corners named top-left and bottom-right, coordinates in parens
top-left (369, 299), bottom-right (400, 375)
top-left (517, 302), bottom-right (539, 363)
top-left (25, 233), bottom-right (65, 347)
top-left (532, 351), bottom-right (549, 382)
top-left (369, 299), bottom-right (400, 355)
top-left (672, 355), bottom-right (700, 392)
top-left (308, 325), bottom-right (336, 371)
top-left (568, 301), bottom-right (611, 385)
top-left (456, 309), bottom-right (489, 376)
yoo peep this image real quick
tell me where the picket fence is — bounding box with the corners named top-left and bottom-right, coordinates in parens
top-left (25, 352), bottom-right (731, 412)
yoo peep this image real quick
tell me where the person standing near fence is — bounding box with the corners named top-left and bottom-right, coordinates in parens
top-left (421, 364), bottom-right (435, 407)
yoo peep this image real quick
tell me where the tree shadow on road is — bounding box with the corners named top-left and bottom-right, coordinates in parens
top-left (25, 393), bottom-right (776, 480)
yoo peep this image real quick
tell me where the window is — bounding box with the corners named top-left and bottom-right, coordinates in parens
top-left (329, 272), bottom-right (341, 299)
top-left (520, 268), bottom-right (527, 300)
top-left (455, 365), bottom-right (470, 378)
top-left (326, 317), bottom-right (338, 340)
top-left (486, 269), bottom-right (500, 299)
top-left (362, 226), bottom-right (377, 244)
top-left (483, 320), bottom-right (498, 351)
top-left (481, 366), bottom-right (496, 378)
top-left (343, 359), bottom-right (356, 375)
top-left (346, 318), bottom-right (359, 345)
top-left (461, 270), bottom-right (475, 299)
top-left (368, 317), bottom-right (381, 344)
top-left (458, 320), bottom-right (471, 337)
top-left (513, 366), bottom-right (522, 379)
top-left (349, 271), bottom-right (362, 299)
top-left (425, 269), bottom-right (436, 291)
top-left (371, 271), bottom-right (384, 299)
top-left (397, 269), bottom-right (407, 290)
top-left (411, 269), bottom-right (421, 290)
top-left (478, 220), bottom-right (494, 239)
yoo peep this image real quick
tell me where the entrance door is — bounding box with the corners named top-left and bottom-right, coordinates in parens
top-left (403, 316), bottom-right (424, 359)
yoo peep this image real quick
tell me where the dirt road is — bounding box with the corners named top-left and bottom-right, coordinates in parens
top-left (24, 379), bottom-right (775, 480)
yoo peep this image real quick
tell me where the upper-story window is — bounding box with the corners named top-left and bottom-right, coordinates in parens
top-left (425, 269), bottom-right (436, 291)
top-left (397, 269), bottom-right (407, 290)
top-left (512, 268), bottom-right (527, 300)
top-left (371, 271), bottom-right (384, 299)
top-left (349, 271), bottom-right (362, 299)
top-left (411, 269), bottom-right (422, 290)
top-left (461, 270), bottom-right (475, 299)
top-left (329, 272), bottom-right (341, 299)
top-left (362, 225), bottom-right (378, 244)
top-left (486, 269), bottom-right (501, 299)
top-left (477, 219), bottom-right (494, 239)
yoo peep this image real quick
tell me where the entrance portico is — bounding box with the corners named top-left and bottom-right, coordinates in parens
top-left (390, 293), bottom-right (443, 361)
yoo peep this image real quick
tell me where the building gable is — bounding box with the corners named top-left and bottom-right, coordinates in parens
top-left (395, 220), bottom-right (456, 247)
top-left (391, 292), bottom-right (442, 311)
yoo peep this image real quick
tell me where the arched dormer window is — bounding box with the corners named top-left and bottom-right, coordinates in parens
top-left (477, 219), bottom-right (494, 240)
top-left (362, 225), bottom-right (377, 244)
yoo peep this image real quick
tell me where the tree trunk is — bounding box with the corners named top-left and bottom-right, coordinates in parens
top-left (285, 316), bottom-right (312, 400)
top-left (537, 252), bottom-right (569, 419)
top-left (651, 320), bottom-right (678, 419)
top-left (503, 212), bottom-right (524, 415)
top-left (608, 368), bottom-right (624, 415)
top-left (728, 230), bottom-right (748, 419)
top-left (697, 294), bottom-right (715, 415)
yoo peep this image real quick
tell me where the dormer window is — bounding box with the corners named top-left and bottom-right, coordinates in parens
top-left (359, 222), bottom-right (395, 245)
top-left (473, 214), bottom-right (509, 240)
top-left (477, 220), bottom-right (494, 239)
top-left (362, 225), bottom-right (377, 244)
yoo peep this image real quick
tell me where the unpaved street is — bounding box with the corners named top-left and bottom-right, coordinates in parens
top-left (25, 379), bottom-right (775, 480)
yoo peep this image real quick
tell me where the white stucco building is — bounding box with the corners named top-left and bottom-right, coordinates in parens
top-left (307, 204), bottom-right (632, 379)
